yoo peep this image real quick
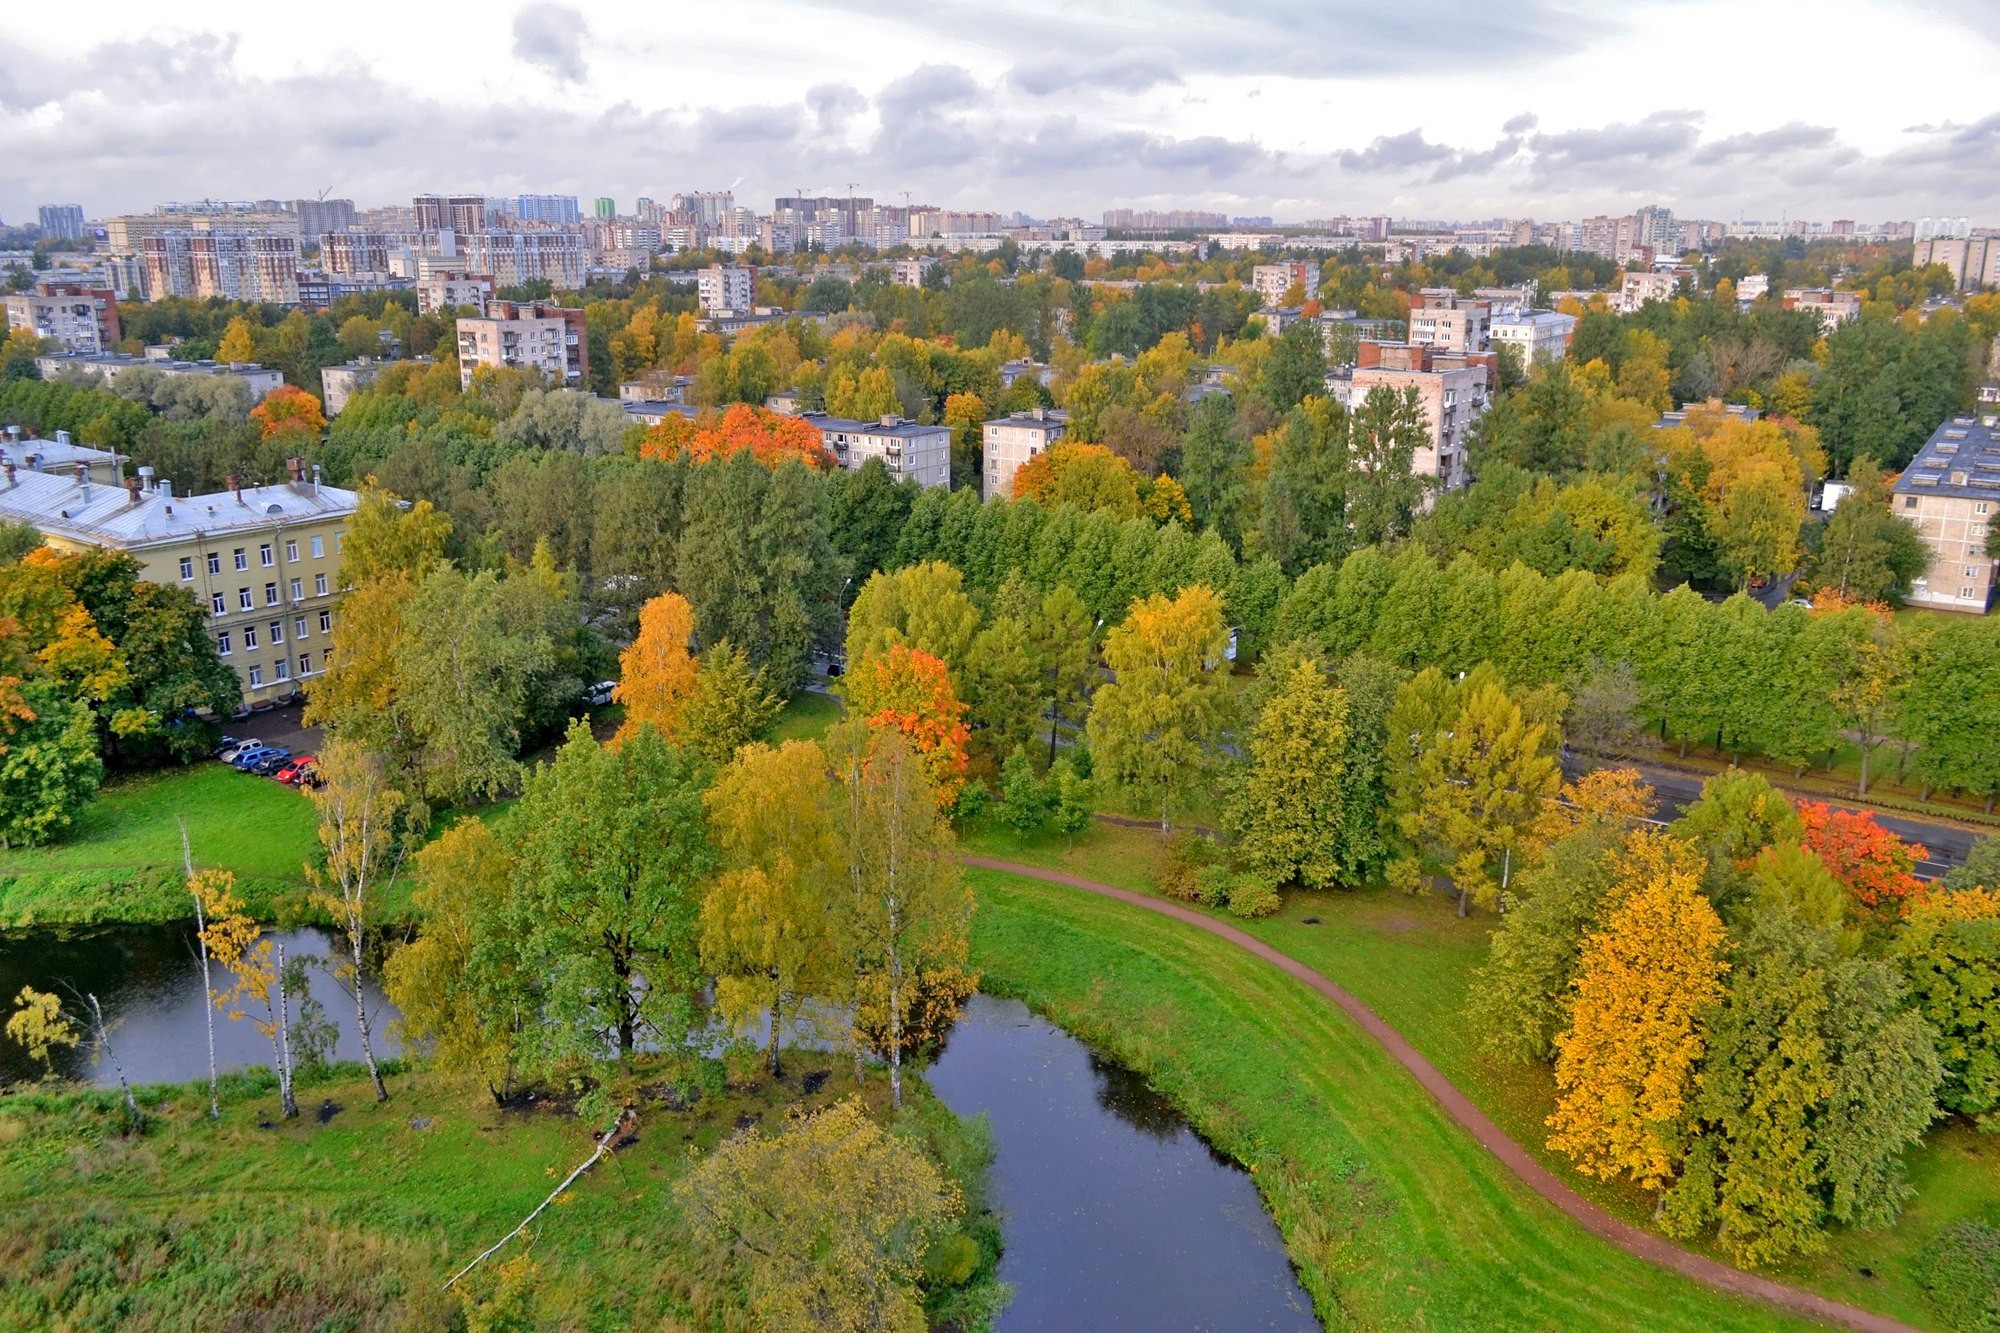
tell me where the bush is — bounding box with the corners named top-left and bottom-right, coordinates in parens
top-left (1227, 875), bottom-right (1282, 919)
top-left (951, 780), bottom-right (990, 824)
top-left (1917, 1220), bottom-right (2000, 1332)
top-left (1156, 831), bottom-right (1219, 902)
top-left (922, 1232), bottom-right (979, 1287)
top-left (1193, 865), bottom-right (1236, 908)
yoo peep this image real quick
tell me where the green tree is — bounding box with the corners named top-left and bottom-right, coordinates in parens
top-left (1260, 319), bottom-right (1327, 412)
top-left (1896, 888), bottom-right (2000, 1127)
top-left (679, 640), bottom-right (782, 765)
top-left (1180, 394), bottom-right (1251, 545)
top-left (396, 568), bottom-right (551, 805)
top-left (339, 487), bottom-right (452, 587)
top-left (962, 611), bottom-right (1043, 766)
top-left (997, 745), bottom-right (1049, 837)
top-left (1808, 458), bottom-right (1928, 602)
top-left (0, 680), bottom-right (103, 848)
top-left (1086, 585), bottom-right (1232, 833)
top-left (1048, 756), bottom-right (1093, 846)
top-left (844, 560), bottom-right (981, 681)
top-left (1033, 582), bottom-right (1096, 768)
top-left (1229, 656), bottom-right (1350, 888)
top-left (1345, 385), bottom-right (1431, 545)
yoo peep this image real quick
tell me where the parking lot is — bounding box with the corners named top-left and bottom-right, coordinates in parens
top-left (219, 702), bottom-right (323, 759)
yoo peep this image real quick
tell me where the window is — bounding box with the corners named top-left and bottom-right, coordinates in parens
top-left (319, 610), bottom-right (332, 634)
top-left (243, 627), bottom-right (257, 650)
top-left (295, 616), bottom-right (309, 639)
top-left (314, 574), bottom-right (328, 597)
top-left (216, 631), bottom-right (231, 655)
top-left (290, 578), bottom-right (303, 601)
top-left (264, 582), bottom-right (279, 606)
top-left (274, 659), bottom-right (289, 681)
top-left (206, 552), bottom-right (221, 575)
top-left (248, 666), bottom-right (263, 687)
top-left (335, 532), bottom-right (345, 552)
top-left (211, 593), bottom-right (227, 616)
top-left (259, 544), bottom-right (273, 567)
top-left (238, 588), bottom-right (253, 611)
top-left (1905, 496), bottom-right (1919, 509)
top-left (310, 535), bottom-right (324, 559)
top-left (285, 539), bottom-right (299, 562)
top-left (233, 548), bottom-right (247, 571)
top-left (178, 557), bottom-right (194, 581)
top-left (1980, 503), bottom-right (1992, 515)
top-left (1969, 567), bottom-right (1981, 578)
top-left (299, 653), bottom-right (312, 675)
top-left (269, 619), bottom-right (284, 644)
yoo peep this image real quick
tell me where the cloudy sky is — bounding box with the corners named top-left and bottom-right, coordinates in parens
top-left (4, 0), bottom-right (1998, 225)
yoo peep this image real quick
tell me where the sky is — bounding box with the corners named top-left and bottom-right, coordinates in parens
top-left (4, 0), bottom-right (2000, 226)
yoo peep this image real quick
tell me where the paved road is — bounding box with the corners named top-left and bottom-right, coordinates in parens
top-left (965, 854), bottom-right (1917, 1333)
top-left (1584, 758), bottom-right (1977, 881)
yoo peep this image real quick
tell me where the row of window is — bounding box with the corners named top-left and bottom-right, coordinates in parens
top-left (216, 611), bottom-right (332, 657)
top-left (179, 534), bottom-right (332, 582)
top-left (240, 654), bottom-right (324, 688)
top-left (207, 575), bottom-right (329, 616)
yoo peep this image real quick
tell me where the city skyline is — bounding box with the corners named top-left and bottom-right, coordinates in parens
top-left (4, 0), bottom-right (2000, 223)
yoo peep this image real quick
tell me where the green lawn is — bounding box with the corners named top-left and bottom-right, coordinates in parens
top-left (966, 821), bottom-right (1999, 1330)
top-left (966, 868), bottom-right (1812, 1331)
top-left (767, 688), bottom-right (844, 744)
top-left (0, 764), bottom-right (322, 926)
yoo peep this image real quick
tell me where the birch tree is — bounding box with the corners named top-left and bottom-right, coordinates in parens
top-left (202, 874), bottom-right (299, 1119)
top-left (181, 823), bottom-right (222, 1119)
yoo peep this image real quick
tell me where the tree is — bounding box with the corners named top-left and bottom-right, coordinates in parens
top-left (384, 817), bottom-right (523, 1103)
top-left (1901, 618), bottom-right (2000, 810)
top-left (614, 591), bottom-right (699, 743)
top-left (1034, 583), bottom-right (1096, 768)
top-left (1808, 458), bottom-right (1927, 603)
top-left (306, 740), bottom-right (416, 1102)
top-left (509, 723), bottom-right (714, 1070)
top-left (845, 645), bottom-right (971, 811)
top-left (1011, 443), bottom-right (1143, 517)
top-left (1345, 386), bottom-right (1430, 545)
top-left (249, 384), bottom-right (327, 441)
top-left (1796, 800), bottom-right (1928, 928)
top-left (1230, 656), bottom-right (1349, 889)
top-left (674, 1098), bottom-right (962, 1333)
top-left (216, 316), bottom-right (257, 364)
top-left (0, 679), bottom-right (102, 848)
top-left (640, 403), bottom-right (837, 470)
top-left (961, 611), bottom-right (1043, 766)
top-left (997, 745), bottom-right (1049, 837)
top-left (1086, 584), bottom-right (1231, 833)
top-left (703, 740), bottom-right (840, 1076)
top-left (396, 568), bottom-right (551, 805)
top-left (1944, 835), bottom-right (2000, 892)
top-left (1547, 831), bottom-right (1728, 1192)
top-left (1048, 757), bottom-right (1093, 846)
top-left (1827, 605), bottom-right (1911, 795)
top-left (1672, 769), bottom-right (1803, 910)
top-left (6, 986), bottom-right (77, 1076)
top-left (825, 727), bottom-right (974, 1110)
top-left (337, 487), bottom-right (452, 587)
top-left (202, 883), bottom-right (299, 1120)
top-left (1261, 319), bottom-right (1327, 412)
top-left (1896, 887), bottom-right (2000, 1127)
top-left (844, 561), bottom-right (981, 681)
top-left (679, 640), bottom-right (782, 764)
top-left (1180, 395), bottom-right (1250, 545)
top-left (1564, 659), bottom-right (1640, 760)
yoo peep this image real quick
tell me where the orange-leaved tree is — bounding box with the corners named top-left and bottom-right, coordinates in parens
top-left (639, 404), bottom-right (836, 470)
top-left (249, 385), bottom-right (327, 441)
top-left (846, 644), bottom-right (969, 810)
top-left (1010, 443), bottom-right (1141, 516)
top-left (1796, 800), bottom-right (1928, 925)
top-left (615, 591), bottom-right (698, 743)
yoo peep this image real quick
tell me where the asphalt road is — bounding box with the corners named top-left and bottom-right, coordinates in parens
top-left (1575, 758), bottom-right (1975, 881)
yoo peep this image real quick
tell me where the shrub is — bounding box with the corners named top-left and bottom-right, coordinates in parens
top-left (1193, 865), bottom-right (1236, 908)
top-left (1917, 1220), bottom-right (2000, 1332)
top-left (1156, 831), bottom-right (1218, 902)
top-left (1227, 875), bottom-right (1283, 919)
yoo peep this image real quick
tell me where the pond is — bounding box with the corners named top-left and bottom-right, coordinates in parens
top-left (0, 924), bottom-right (398, 1088)
top-left (929, 993), bottom-right (1318, 1332)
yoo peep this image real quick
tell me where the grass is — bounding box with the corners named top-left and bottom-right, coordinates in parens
top-left (0, 764), bottom-right (322, 927)
top-left (0, 1055), bottom-right (1002, 1332)
top-left (766, 688), bottom-right (844, 745)
top-left (966, 819), bottom-right (2000, 1330)
top-left (965, 867), bottom-right (1812, 1331)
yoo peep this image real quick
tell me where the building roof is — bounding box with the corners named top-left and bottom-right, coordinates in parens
top-left (36, 352), bottom-right (279, 379)
top-left (0, 435), bottom-right (126, 472)
top-left (1894, 414), bottom-right (2000, 503)
top-left (1653, 403), bottom-right (1761, 429)
top-left (0, 469), bottom-right (357, 550)
top-left (982, 408), bottom-right (1070, 429)
top-left (800, 412), bottom-right (948, 440)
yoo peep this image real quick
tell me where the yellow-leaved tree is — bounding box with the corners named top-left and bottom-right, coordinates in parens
top-left (1546, 830), bottom-right (1729, 1190)
top-left (614, 591), bottom-right (698, 742)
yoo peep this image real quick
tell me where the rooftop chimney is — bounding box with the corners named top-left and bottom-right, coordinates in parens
top-left (124, 475), bottom-right (142, 505)
top-left (311, 464), bottom-right (322, 496)
top-left (76, 464), bottom-right (90, 503)
top-left (228, 474), bottom-right (243, 504)
top-left (286, 456), bottom-right (304, 485)
top-left (161, 479), bottom-right (172, 500)
top-left (137, 465), bottom-right (155, 490)
top-left (5, 464), bottom-right (15, 490)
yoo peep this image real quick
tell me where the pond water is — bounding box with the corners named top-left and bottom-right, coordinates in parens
top-left (929, 993), bottom-right (1318, 1332)
top-left (0, 924), bottom-right (398, 1088)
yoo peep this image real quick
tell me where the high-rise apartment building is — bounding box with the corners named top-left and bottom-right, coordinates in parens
top-left (456, 301), bottom-right (588, 388)
top-left (1913, 236), bottom-right (2000, 292)
top-left (672, 191), bottom-right (735, 224)
top-left (457, 230), bottom-right (586, 289)
top-left (418, 271), bottom-right (495, 316)
top-left (141, 232), bottom-right (300, 304)
top-left (289, 198), bottom-right (356, 240)
top-left (414, 194), bottom-right (488, 235)
top-left (594, 197), bottom-right (617, 220)
top-left (697, 264), bottom-right (755, 316)
top-left (516, 194), bottom-right (582, 225)
top-left (104, 204), bottom-right (299, 254)
top-left (3, 284), bottom-right (121, 355)
top-left (321, 232), bottom-right (392, 275)
top-left (38, 205), bottom-right (86, 241)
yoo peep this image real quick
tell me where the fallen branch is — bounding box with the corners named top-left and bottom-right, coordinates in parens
top-left (442, 1105), bottom-right (637, 1292)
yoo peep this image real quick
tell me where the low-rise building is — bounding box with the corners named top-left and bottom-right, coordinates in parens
top-left (890, 257), bottom-right (937, 288)
top-left (1782, 287), bottom-right (1863, 329)
top-left (418, 271), bottom-right (495, 316)
top-left (1252, 262), bottom-right (1319, 309)
top-left (802, 413), bottom-right (951, 488)
top-left (0, 428), bottom-right (127, 484)
top-left (698, 264), bottom-right (756, 316)
top-left (34, 352), bottom-right (284, 399)
top-left (1327, 342), bottom-right (1494, 495)
top-left (3, 283), bottom-right (121, 355)
top-left (455, 301), bottom-right (588, 389)
top-left (320, 357), bottom-right (430, 415)
top-left (981, 406), bottom-right (1070, 498)
top-left (1406, 289), bottom-right (1492, 354)
top-left (1617, 268), bottom-right (1694, 312)
top-left (1893, 412), bottom-right (2000, 613)
top-left (0, 457), bottom-right (357, 704)
top-left (1489, 307), bottom-right (1578, 364)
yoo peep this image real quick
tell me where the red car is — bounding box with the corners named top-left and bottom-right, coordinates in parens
top-left (274, 756), bottom-right (318, 785)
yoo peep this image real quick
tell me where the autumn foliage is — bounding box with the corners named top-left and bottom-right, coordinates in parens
top-left (614, 592), bottom-right (699, 743)
top-left (846, 645), bottom-right (970, 809)
top-left (639, 404), bottom-right (836, 470)
top-left (1795, 800), bottom-right (1928, 922)
top-left (249, 385), bottom-right (328, 441)
top-left (1010, 442), bottom-right (1142, 516)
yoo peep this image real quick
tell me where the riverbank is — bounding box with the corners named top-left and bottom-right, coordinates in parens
top-left (0, 1054), bottom-right (1004, 1331)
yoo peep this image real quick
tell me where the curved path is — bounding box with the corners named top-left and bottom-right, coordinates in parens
top-left (963, 856), bottom-right (1916, 1333)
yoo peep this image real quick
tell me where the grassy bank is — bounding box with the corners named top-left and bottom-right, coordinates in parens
top-left (0, 1055), bottom-right (1002, 1331)
top-left (965, 867), bottom-right (1811, 1331)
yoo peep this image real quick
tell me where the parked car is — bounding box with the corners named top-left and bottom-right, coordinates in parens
top-left (230, 744), bottom-right (281, 770)
top-left (582, 680), bottom-right (618, 708)
top-left (211, 735), bottom-right (241, 759)
top-left (274, 756), bottom-right (318, 785)
top-left (217, 740), bottom-right (263, 764)
top-left (246, 749), bottom-right (293, 776)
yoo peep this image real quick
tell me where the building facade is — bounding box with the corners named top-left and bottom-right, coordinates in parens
top-left (456, 230), bottom-right (586, 290)
top-left (414, 195), bottom-right (488, 235)
top-left (1893, 412), bottom-right (2000, 613)
top-left (981, 407), bottom-right (1070, 498)
top-left (1489, 308), bottom-right (1578, 364)
top-left (38, 205), bottom-right (86, 241)
top-left (1782, 288), bottom-right (1864, 329)
top-left (1405, 290), bottom-right (1492, 354)
top-left (1329, 342), bottom-right (1494, 494)
top-left (1912, 236), bottom-right (2000, 293)
top-left (34, 352), bottom-right (284, 399)
top-left (1252, 262), bottom-right (1319, 309)
top-left (0, 459), bottom-right (357, 705)
top-left (516, 194), bottom-right (581, 225)
top-left (418, 271), bottom-right (495, 316)
top-left (455, 301), bottom-right (588, 388)
top-left (698, 264), bottom-right (755, 316)
top-left (141, 231), bottom-right (300, 304)
top-left (3, 284), bottom-right (121, 355)
top-left (801, 414), bottom-right (951, 488)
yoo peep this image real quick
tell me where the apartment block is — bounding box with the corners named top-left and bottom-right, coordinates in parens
top-left (1913, 236), bottom-right (2000, 292)
top-left (456, 301), bottom-right (588, 389)
top-left (414, 194), bottom-right (488, 235)
top-left (0, 458), bottom-right (357, 705)
top-left (981, 406), bottom-right (1070, 498)
top-left (802, 414), bottom-right (952, 488)
top-left (1616, 268), bottom-right (1692, 313)
top-left (1893, 412), bottom-right (2000, 613)
top-left (516, 194), bottom-right (581, 225)
top-left (288, 198), bottom-right (356, 239)
top-left (0, 428), bottom-right (126, 484)
top-left (1252, 262), bottom-right (1319, 309)
top-left (1406, 289), bottom-right (1492, 354)
top-left (1489, 308), bottom-right (1577, 364)
top-left (35, 352), bottom-right (284, 399)
top-left (104, 205), bottom-right (300, 253)
top-left (38, 205), bottom-right (86, 241)
top-left (1329, 342), bottom-right (1494, 494)
top-left (1782, 288), bottom-right (1864, 329)
top-left (141, 231), bottom-right (300, 304)
top-left (456, 230), bottom-right (586, 290)
top-left (698, 264), bottom-right (755, 316)
top-left (320, 358), bottom-right (430, 416)
top-left (418, 271), bottom-right (495, 316)
top-left (3, 284), bottom-right (121, 355)
top-left (321, 231), bottom-right (392, 275)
